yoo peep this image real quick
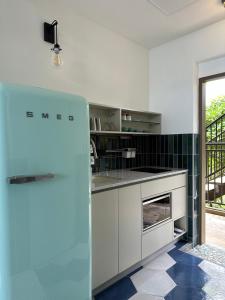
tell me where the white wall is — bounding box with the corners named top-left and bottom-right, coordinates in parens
top-left (199, 56), bottom-right (225, 78)
top-left (149, 19), bottom-right (225, 134)
top-left (0, 0), bottom-right (149, 110)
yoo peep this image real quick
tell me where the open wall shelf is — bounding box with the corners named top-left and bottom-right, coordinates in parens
top-left (121, 108), bottom-right (161, 134)
top-left (89, 103), bottom-right (120, 132)
top-left (89, 103), bottom-right (161, 135)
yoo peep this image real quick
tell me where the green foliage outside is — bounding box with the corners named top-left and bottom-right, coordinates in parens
top-left (206, 95), bottom-right (225, 143)
top-left (206, 95), bottom-right (225, 209)
top-left (206, 95), bottom-right (225, 127)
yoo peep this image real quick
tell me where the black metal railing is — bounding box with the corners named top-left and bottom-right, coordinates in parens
top-left (206, 113), bottom-right (225, 210)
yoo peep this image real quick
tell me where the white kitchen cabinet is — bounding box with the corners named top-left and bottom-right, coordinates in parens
top-left (142, 221), bottom-right (173, 259)
top-left (92, 173), bottom-right (188, 289)
top-left (172, 187), bottom-right (187, 220)
top-left (92, 190), bottom-right (119, 289)
top-left (118, 185), bottom-right (142, 272)
top-left (141, 174), bottom-right (186, 199)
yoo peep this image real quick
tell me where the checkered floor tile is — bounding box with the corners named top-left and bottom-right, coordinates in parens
top-left (94, 241), bottom-right (224, 300)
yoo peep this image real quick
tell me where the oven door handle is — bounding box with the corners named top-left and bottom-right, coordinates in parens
top-left (142, 194), bottom-right (170, 206)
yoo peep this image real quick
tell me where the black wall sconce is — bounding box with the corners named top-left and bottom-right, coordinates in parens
top-left (44, 20), bottom-right (63, 66)
top-left (222, 0), bottom-right (225, 7)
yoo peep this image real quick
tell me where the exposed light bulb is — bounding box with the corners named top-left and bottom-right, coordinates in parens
top-left (51, 43), bottom-right (63, 66)
top-left (52, 52), bottom-right (63, 66)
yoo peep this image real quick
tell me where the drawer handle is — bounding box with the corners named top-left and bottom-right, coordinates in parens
top-left (143, 194), bottom-right (170, 206)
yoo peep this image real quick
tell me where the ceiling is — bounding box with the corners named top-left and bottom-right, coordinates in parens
top-left (58, 0), bottom-right (225, 49)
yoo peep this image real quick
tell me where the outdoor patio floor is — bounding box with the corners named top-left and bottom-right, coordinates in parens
top-left (206, 212), bottom-right (225, 249)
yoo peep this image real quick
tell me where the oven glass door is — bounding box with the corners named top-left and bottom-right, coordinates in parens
top-left (143, 193), bottom-right (171, 231)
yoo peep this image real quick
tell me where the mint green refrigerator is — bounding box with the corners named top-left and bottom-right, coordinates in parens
top-left (0, 83), bottom-right (91, 300)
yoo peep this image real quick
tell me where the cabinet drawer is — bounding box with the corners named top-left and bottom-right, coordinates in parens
top-left (141, 174), bottom-right (186, 199)
top-left (172, 187), bottom-right (187, 220)
top-left (142, 221), bottom-right (173, 259)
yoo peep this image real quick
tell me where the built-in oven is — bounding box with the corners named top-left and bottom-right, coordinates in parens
top-left (142, 193), bottom-right (171, 231)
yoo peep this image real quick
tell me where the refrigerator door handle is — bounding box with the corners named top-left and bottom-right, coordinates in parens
top-left (8, 173), bottom-right (55, 184)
